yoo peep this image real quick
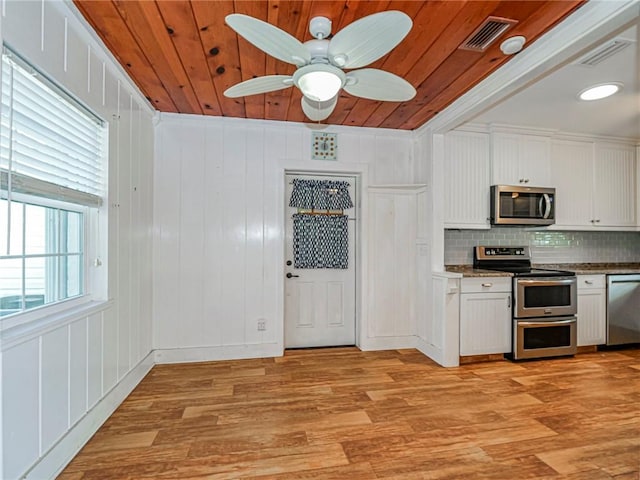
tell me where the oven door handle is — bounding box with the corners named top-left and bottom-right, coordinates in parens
top-left (516, 278), bottom-right (576, 287)
top-left (518, 318), bottom-right (576, 328)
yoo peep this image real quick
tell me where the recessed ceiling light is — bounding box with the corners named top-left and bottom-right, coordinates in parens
top-left (578, 83), bottom-right (623, 101)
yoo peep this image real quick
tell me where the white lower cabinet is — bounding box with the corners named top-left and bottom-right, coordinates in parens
top-left (577, 274), bottom-right (606, 346)
top-left (460, 277), bottom-right (512, 356)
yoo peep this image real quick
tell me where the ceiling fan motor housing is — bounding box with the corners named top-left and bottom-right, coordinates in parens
top-left (310, 16), bottom-right (332, 39)
top-left (304, 39), bottom-right (331, 64)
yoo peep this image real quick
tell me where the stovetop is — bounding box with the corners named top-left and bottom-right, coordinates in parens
top-left (474, 246), bottom-right (575, 278)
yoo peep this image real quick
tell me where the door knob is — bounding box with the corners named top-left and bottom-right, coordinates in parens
top-left (286, 273), bottom-right (299, 278)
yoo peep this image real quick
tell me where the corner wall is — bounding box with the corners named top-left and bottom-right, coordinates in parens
top-left (0, 2), bottom-right (154, 478)
top-left (153, 114), bottom-right (425, 360)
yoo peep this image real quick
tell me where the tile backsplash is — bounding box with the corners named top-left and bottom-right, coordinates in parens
top-left (445, 227), bottom-right (640, 265)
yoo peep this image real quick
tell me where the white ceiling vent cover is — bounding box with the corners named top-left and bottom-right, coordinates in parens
top-left (459, 16), bottom-right (518, 52)
top-left (576, 39), bottom-right (632, 67)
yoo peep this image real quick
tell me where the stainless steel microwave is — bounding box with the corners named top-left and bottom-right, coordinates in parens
top-left (490, 185), bottom-right (555, 226)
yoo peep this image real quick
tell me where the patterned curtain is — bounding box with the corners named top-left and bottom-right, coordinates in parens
top-left (293, 214), bottom-right (348, 269)
top-left (289, 179), bottom-right (353, 210)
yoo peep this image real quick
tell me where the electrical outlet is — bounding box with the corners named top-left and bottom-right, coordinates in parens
top-left (257, 320), bottom-right (266, 331)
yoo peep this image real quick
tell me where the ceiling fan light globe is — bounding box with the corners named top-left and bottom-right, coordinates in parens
top-left (293, 64), bottom-right (346, 102)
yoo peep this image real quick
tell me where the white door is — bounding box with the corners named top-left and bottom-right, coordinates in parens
top-left (284, 173), bottom-right (356, 348)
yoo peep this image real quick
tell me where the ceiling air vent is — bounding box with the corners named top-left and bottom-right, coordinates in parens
top-left (459, 16), bottom-right (518, 52)
top-left (576, 39), bottom-right (632, 67)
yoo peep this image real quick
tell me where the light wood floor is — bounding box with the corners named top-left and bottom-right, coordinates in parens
top-left (59, 348), bottom-right (640, 479)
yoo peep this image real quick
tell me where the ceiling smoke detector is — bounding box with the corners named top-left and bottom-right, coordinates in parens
top-left (500, 36), bottom-right (526, 55)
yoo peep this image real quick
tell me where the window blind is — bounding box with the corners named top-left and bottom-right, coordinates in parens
top-left (1, 46), bottom-right (105, 207)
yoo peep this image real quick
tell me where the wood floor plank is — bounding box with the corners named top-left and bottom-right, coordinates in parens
top-left (58, 347), bottom-right (640, 479)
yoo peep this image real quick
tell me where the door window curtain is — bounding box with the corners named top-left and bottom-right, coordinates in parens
top-left (289, 179), bottom-right (353, 210)
top-left (293, 213), bottom-right (348, 269)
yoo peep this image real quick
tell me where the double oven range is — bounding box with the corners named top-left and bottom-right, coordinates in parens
top-left (474, 246), bottom-right (577, 360)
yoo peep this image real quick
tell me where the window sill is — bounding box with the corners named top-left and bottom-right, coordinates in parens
top-left (1, 297), bottom-right (114, 350)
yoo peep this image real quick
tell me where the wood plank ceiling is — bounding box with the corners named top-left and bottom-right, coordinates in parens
top-left (74, 1), bottom-right (585, 131)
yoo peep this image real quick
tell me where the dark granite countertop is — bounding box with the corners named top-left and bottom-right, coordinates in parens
top-left (444, 265), bottom-right (513, 277)
top-left (446, 263), bottom-right (640, 277)
top-left (535, 263), bottom-right (640, 275)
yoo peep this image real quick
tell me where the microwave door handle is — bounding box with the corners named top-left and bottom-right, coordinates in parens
top-left (541, 194), bottom-right (551, 219)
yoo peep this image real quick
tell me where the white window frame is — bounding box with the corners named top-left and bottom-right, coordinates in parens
top-left (0, 46), bottom-right (108, 332)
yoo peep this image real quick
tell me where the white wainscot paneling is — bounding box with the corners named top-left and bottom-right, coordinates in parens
top-left (2, 0), bottom-right (43, 63)
top-left (3, 338), bottom-right (40, 480)
top-left (372, 135), bottom-right (414, 184)
top-left (41, 327), bottom-right (71, 452)
top-left (177, 123), bottom-right (207, 346)
top-left (153, 115), bottom-right (416, 359)
top-left (41, 0), bottom-right (66, 82)
top-left (117, 89), bottom-right (133, 379)
top-left (69, 319), bottom-right (88, 425)
top-left (102, 307), bottom-right (119, 394)
top-left (87, 311), bottom-right (104, 409)
top-left (367, 188), bottom-right (419, 343)
top-left (219, 125), bottom-right (249, 346)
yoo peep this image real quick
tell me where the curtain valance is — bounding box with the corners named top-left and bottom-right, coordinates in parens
top-left (289, 179), bottom-right (353, 210)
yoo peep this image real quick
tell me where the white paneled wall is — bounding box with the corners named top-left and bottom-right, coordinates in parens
top-left (153, 114), bottom-right (421, 360)
top-left (366, 187), bottom-right (423, 347)
top-left (0, 2), bottom-right (154, 479)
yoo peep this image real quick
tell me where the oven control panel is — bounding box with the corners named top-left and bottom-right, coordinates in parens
top-left (475, 246), bottom-right (530, 260)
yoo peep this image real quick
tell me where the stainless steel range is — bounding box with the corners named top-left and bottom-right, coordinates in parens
top-left (474, 246), bottom-right (577, 360)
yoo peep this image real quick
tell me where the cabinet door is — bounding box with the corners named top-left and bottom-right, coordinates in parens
top-left (593, 143), bottom-right (636, 227)
top-left (551, 139), bottom-right (594, 227)
top-left (491, 133), bottom-right (551, 186)
top-left (491, 133), bottom-right (521, 185)
top-left (444, 131), bottom-right (490, 228)
top-left (460, 292), bottom-right (511, 355)
top-left (577, 289), bottom-right (606, 346)
top-left (520, 136), bottom-right (551, 186)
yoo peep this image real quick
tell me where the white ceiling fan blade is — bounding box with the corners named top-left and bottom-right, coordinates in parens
top-left (226, 14), bottom-right (310, 66)
top-left (224, 75), bottom-right (293, 98)
top-left (301, 95), bottom-right (338, 121)
top-left (344, 69), bottom-right (416, 102)
top-left (328, 11), bottom-right (412, 69)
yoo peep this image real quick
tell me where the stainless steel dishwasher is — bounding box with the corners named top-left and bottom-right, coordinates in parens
top-left (607, 274), bottom-right (640, 345)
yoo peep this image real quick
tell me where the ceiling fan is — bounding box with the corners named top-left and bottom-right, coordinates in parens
top-left (223, 11), bottom-right (417, 121)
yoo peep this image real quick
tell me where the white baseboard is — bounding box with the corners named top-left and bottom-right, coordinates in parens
top-left (25, 352), bottom-right (155, 480)
top-left (154, 343), bottom-right (283, 364)
top-left (358, 335), bottom-right (418, 351)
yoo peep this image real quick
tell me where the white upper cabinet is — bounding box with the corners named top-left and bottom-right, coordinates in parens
top-left (443, 130), bottom-right (491, 229)
top-left (592, 143), bottom-right (636, 227)
top-left (491, 132), bottom-right (552, 187)
top-left (551, 139), bottom-right (636, 229)
top-left (551, 139), bottom-right (594, 227)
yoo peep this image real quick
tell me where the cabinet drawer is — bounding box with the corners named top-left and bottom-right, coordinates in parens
top-left (577, 274), bottom-right (605, 290)
top-left (461, 277), bottom-right (511, 293)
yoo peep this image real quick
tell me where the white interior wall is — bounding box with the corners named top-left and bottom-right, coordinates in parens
top-left (0, 2), bottom-right (154, 479)
top-left (153, 113), bottom-right (426, 360)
